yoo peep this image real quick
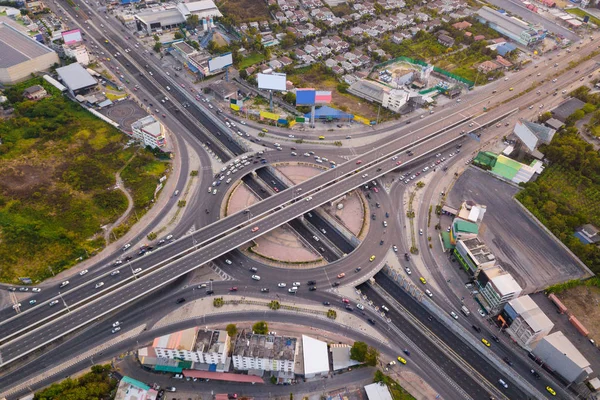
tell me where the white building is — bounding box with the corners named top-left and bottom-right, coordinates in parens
top-left (477, 266), bottom-right (522, 313)
top-left (138, 328), bottom-right (230, 373)
top-left (232, 331), bottom-right (297, 373)
top-left (64, 45), bottom-right (90, 66)
top-left (457, 200), bottom-right (487, 224)
top-left (533, 331), bottom-right (592, 384)
top-left (501, 295), bottom-right (554, 350)
top-left (302, 335), bottom-right (329, 378)
top-left (455, 237), bottom-right (496, 277)
top-left (364, 382), bottom-right (393, 400)
top-left (331, 343), bottom-right (360, 371)
top-left (56, 62), bottom-right (97, 95)
top-left (131, 115), bottom-right (166, 149)
top-left (382, 88), bottom-right (410, 112)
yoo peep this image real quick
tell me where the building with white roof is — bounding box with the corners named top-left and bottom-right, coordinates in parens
top-left (364, 382), bottom-right (393, 400)
top-left (176, 0), bottom-right (222, 19)
top-left (533, 331), bottom-right (592, 383)
top-left (476, 266), bottom-right (522, 314)
top-left (330, 343), bottom-right (360, 371)
top-left (457, 200), bottom-right (487, 223)
top-left (455, 237), bottom-right (496, 277)
top-left (302, 335), bottom-right (329, 378)
top-left (500, 295), bottom-right (554, 350)
top-left (131, 115), bottom-right (166, 149)
top-left (56, 63), bottom-right (97, 95)
top-left (0, 22), bottom-right (59, 84)
top-left (135, 8), bottom-right (185, 34)
top-left (232, 331), bottom-right (297, 373)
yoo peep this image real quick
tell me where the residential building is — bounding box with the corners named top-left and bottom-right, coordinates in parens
top-left (138, 328), bottom-right (229, 372)
top-left (476, 6), bottom-right (545, 46)
top-left (500, 295), bottom-right (554, 349)
top-left (454, 237), bottom-right (496, 276)
top-left (382, 88), bottom-right (410, 113)
top-left (449, 218), bottom-right (478, 245)
top-left (0, 22), bottom-right (59, 85)
top-left (231, 331), bottom-right (297, 373)
top-left (23, 84), bottom-right (47, 100)
top-left (302, 335), bottom-right (329, 378)
top-left (452, 20), bottom-right (472, 30)
top-left (533, 331), bottom-right (592, 383)
top-left (513, 119), bottom-right (556, 155)
top-left (575, 224), bottom-right (600, 245)
top-left (56, 63), bottom-right (97, 96)
top-left (131, 115), bottom-right (167, 149)
top-left (114, 376), bottom-right (158, 400)
top-left (64, 44), bottom-right (90, 66)
top-left (437, 34), bottom-right (455, 47)
top-left (477, 266), bottom-right (522, 313)
top-left (477, 60), bottom-right (500, 73)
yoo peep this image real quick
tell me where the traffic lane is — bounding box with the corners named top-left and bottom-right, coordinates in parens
top-left (357, 283), bottom-right (492, 398)
top-left (370, 273), bottom-right (536, 399)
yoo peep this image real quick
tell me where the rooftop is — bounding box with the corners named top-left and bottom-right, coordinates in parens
top-left (490, 273), bottom-right (522, 296)
top-left (552, 97), bottom-right (586, 122)
top-left (453, 218), bottom-right (479, 234)
top-left (135, 8), bottom-right (184, 26)
top-left (459, 237), bottom-right (495, 265)
top-left (348, 79), bottom-right (388, 103)
top-left (56, 63), bottom-right (97, 91)
top-left (152, 326), bottom-right (198, 351)
top-left (177, 0), bottom-right (222, 17)
top-left (541, 331), bottom-right (590, 369)
top-left (196, 329), bottom-right (228, 354)
top-left (331, 344), bottom-right (360, 371)
top-left (0, 22), bottom-right (56, 69)
top-left (233, 331), bottom-right (297, 361)
top-left (364, 382), bottom-right (393, 400)
top-left (172, 40), bottom-right (196, 55)
top-left (114, 376), bottom-right (158, 400)
top-left (508, 295), bottom-right (554, 333)
top-left (302, 335), bottom-right (329, 375)
top-left (476, 6), bottom-right (530, 36)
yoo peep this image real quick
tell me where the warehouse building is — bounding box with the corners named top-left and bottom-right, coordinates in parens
top-left (0, 22), bottom-right (59, 84)
top-left (348, 79), bottom-right (410, 113)
top-left (56, 63), bottom-right (97, 96)
top-left (500, 295), bottom-right (554, 350)
top-left (476, 6), bottom-right (545, 46)
top-left (302, 335), bottom-right (329, 378)
top-left (135, 8), bottom-right (185, 34)
top-left (533, 331), bottom-right (592, 384)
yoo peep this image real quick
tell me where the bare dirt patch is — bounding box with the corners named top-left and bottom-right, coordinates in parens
top-left (0, 163), bottom-right (54, 198)
top-left (217, 0), bottom-right (270, 22)
top-left (560, 286), bottom-right (600, 341)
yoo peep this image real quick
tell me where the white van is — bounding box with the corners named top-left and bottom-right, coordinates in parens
top-left (166, 86), bottom-right (171, 91)
top-left (461, 305), bottom-right (470, 316)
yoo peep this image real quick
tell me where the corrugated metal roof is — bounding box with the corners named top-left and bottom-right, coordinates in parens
top-left (0, 22), bottom-right (55, 68)
top-left (453, 219), bottom-right (479, 234)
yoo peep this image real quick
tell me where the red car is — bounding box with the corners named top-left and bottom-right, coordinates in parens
top-left (251, 227), bottom-right (259, 232)
top-left (230, 287), bottom-right (238, 292)
top-left (342, 298), bottom-right (350, 304)
top-left (396, 161), bottom-right (402, 165)
top-left (356, 160), bottom-right (362, 165)
top-left (273, 187), bottom-right (279, 192)
top-left (337, 273), bottom-right (346, 279)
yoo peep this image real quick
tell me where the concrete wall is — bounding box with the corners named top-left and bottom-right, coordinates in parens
top-left (0, 52), bottom-right (59, 84)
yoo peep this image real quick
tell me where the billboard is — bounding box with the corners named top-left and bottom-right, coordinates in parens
top-left (62, 29), bottom-right (82, 45)
top-left (257, 73), bottom-right (287, 91)
top-left (208, 53), bottom-right (233, 72)
top-left (315, 90), bottom-right (332, 103)
top-left (260, 110), bottom-right (279, 121)
top-left (296, 88), bottom-right (316, 105)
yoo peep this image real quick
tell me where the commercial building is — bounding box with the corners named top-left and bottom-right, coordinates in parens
top-left (500, 295), bottom-right (554, 350)
top-left (533, 331), bottom-right (592, 384)
top-left (364, 382), bottom-right (393, 400)
top-left (0, 22), bottom-right (59, 84)
top-left (476, 6), bottom-right (545, 46)
top-left (331, 343), bottom-right (360, 371)
top-left (454, 237), bottom-right (496, 276)
top-left (477, 266), bottom-right (522, 313)
top-left (64, 44), bottom-right (90, 66)
top-left (302, 335), bottom-right (329, 378)
top-left (56, 63), bottom-right (97, 96)
top-left (135, 8), bottom-right (185, 34)
top-left (176, 0), bottom-right (222, 20)
top-left (231, 331), bottom-right (297, 374)
top-left (348, 79), bottom-right (410, 113)
top-left (138, 328), bottom-right (230, 373)
top-left (449, 218), bottom-right (479, 245)
top-left (513, 119), bottom-right (556, 157)
top-left (131, 115), bottom-right (167, 149)
top-left (114, 376), bottom-right (158, 400)
top-left (208, 80), bottom-right (238, 101)
top-left (457, 201), bottom-right (486, 224)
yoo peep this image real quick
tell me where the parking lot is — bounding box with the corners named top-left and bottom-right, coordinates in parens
top-left (448, 167), bottom-right (590, 293)
top-left (99, 99), bottom-right (148, 131)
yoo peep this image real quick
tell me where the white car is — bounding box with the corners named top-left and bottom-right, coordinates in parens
top-left (29, 300), bottom-right (36, 305)
top-left (252, 275), bottom-right (261, 281)
top-left (49, 300), bottom-right (59, 306)
top-left (111, 270), bottom-right (120, 276)
top-left (450, 311), bottom-right (459, 320)
top-left (393, 245), bottom-right (398, 252)
top-left (278, 282), bottom-right (287, 288)
top-left (356, 303), bottom-right (364, 310)
top-left (122, 243), bottom-right (131, 251)
top-left (95, 282), bottom-right (104, 289)
top-left (32, 288), bottom-right (41, 293)
top-left (425, 289), bottom-right (433, 297)
top-left (225, 259), bottom-right (232, 265)
top-left (288, 287), bottom-right (298, 293)
top-left (79, 269), bottom-right (89, 276)
top-left (292, 282), bottom-right (301, 286)
top-left (112, 327), bottom-right (121, 334)
top-left (133, 268), bottom-right (142, 274)
top-left (405, 267), bottom-right (412, 275)
top-left (112, 321), bottom-right (120, 327)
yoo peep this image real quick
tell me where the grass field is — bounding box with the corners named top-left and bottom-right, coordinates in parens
top-left (560, 285), bottom-right (600, 343)
top-left (238, 52), bottom-right (265, 70)
top-left (0, 78), bottom-right (167, 283)
top-left (217, 0), bottom-right (270, 22)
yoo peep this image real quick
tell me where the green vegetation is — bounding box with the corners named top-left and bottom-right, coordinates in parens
top-left (238, 52), bottom-right (266, 69)
top-left (350, 341), bottom-right (379, 366)
top-left (516, 128), bottom-right (600, 273)
top-left (226, 323), bottom-right (238, 336)
top-left (120, 152), bottom-right (167, 210)
top-left (268, 300), bottom-right (281, 310)
top-left (216, 0), bottom-right (270, 23)
top-left (0, 78), bottom-right (166, 283)
top-left (374, 370), bottom-right (416, 400)
top-left (380, 30), bottom-right (447, 60)
top-left (213, 297), bottom-right (224, 307)
top-left (546, 277), bottom-right (600, 294)
top-left (565, 8), bottom-right (600, 26)
top-left (327, 309), bottom-right (337, 319)
top-left (252, 321), bottom-right (269, 334)
top-left (34, 364), bottom-right (117, 400)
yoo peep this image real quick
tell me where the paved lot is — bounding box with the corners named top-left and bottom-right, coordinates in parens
top-left (324, 191), bottom-right (364, 236)
top-left (98, 99), bottom-right (148, 131)
top-left (448, 167), bottom-right (588, 292)
top-left (251, 225), bottom-right (321, 264)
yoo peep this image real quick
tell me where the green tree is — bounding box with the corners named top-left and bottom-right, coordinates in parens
top-left (350, 341), bottom-right (368, 362)
top-left (226, 323), bottom-right (238, 336)
top-left (365, 346), bottom-right (379, 366)
top-left (186, 14), bottom-right (200, 29)
top-left (153, 42), bottom-right (162, 53)
top-left (174, 31), bottom-right (184, 40)
top-left (153, 34), bottom-right (159, 42)
top-left (283, 92), bottom-right (296, 104)
top-left (252, 321), bottom-right (269, 334)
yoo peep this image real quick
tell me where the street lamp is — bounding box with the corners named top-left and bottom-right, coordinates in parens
top-left (58, 291), bottom-right (70, 312)
top-left (129, 261), bottom-right (138, 280)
